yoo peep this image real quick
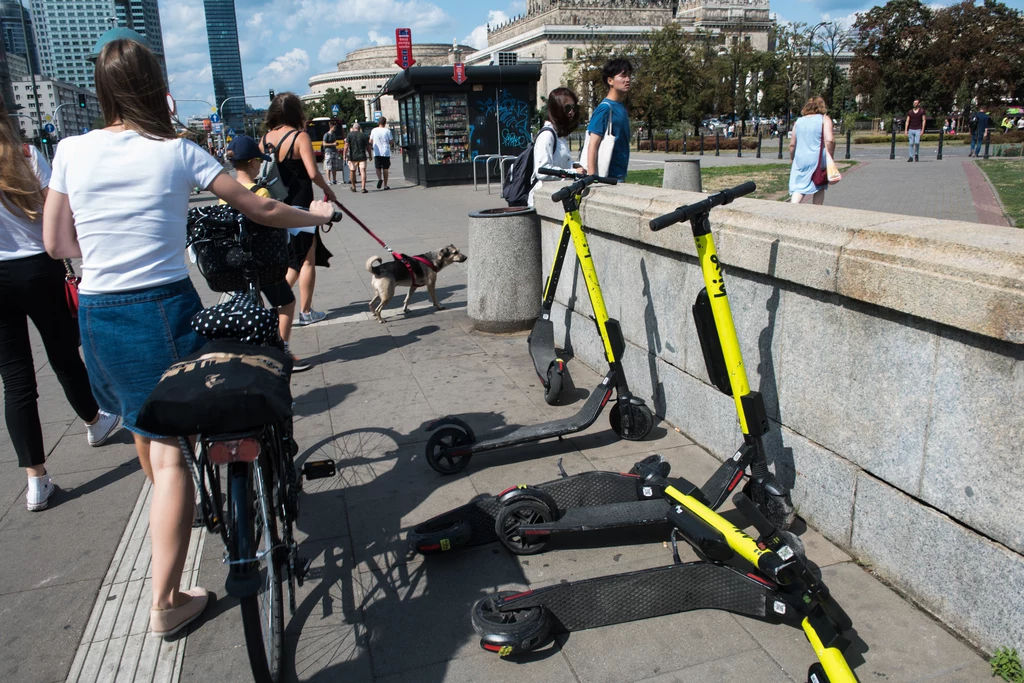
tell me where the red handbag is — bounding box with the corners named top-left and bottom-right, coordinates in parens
top-left (63, 259), bottom-right (80, 318)
top-left (810, 117), bottom-right (828, 187)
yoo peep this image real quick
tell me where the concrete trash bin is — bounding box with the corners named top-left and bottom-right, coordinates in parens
top-left (663, 158), bottom-right (702, 192)
top-left (467, 207), bottom-right (542, 332)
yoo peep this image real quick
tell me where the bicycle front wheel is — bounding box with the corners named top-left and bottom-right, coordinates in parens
top-left (228, 461), bottom-right (284, 683)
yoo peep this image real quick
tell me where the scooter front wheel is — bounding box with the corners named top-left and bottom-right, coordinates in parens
top-left (496, 499), bottom-right (554, 555)
top-left (543, 365), bottom-right (563, 406)
top-left (807, 663), bottom-right (830, 683)
top-left (425, 426), bottom-right (473, 475)
top-left (743, 480), bottom-right (796, 531)
top-left (472, 591), bottom-right (551, 656)
top-left (610, 402), bottom-right (654, 441)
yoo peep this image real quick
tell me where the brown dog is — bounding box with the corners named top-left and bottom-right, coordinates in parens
top-left (366, 245), bottom-right (468, 323)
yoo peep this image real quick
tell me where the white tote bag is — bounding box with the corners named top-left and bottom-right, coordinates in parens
top-left (579, 103), bottom-right (616, 177)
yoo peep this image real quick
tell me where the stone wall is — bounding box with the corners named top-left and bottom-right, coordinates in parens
top-left (534, 182), bottom-right (1024, 653)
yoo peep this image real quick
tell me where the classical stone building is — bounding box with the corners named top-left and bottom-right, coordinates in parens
top-left (304, 44), bottom-right (473, 122)
top-left (465, 0), bottom-right (773, 103)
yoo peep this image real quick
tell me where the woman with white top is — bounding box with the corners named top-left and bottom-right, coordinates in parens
top-left (42, 38), bottom-right (335, 638)
top-left (528, 87), bottom-right (586, 208)
top-left (0, 97), bottom-right (120, 513)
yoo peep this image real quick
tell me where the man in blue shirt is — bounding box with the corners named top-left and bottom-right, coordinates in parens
top-left (586, 58), bottom-right (632, 181)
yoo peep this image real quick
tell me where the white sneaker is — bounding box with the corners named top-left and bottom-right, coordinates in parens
top-left (86, 410), bottom-right (121, 447)
top-left (27, 475), bottom-right (54, 511)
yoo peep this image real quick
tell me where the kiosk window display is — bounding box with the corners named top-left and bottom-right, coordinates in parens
top-left (426, 94), bottom-right (470, 164)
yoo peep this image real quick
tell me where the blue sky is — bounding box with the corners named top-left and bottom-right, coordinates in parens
top-left (160, 0), bottom-right (1024, 121)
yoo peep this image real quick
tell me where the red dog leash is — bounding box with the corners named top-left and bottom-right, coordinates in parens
top-left (328, 199), bottom-right (437, 276)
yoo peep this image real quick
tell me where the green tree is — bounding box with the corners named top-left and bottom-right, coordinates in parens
top-left (303, 87), bottom-right (364, 124)
top-left (851, 0), bottom-right (935, 114)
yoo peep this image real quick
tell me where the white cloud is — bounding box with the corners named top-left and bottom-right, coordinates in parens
top-left (319, 36), bottom-right (364, 63)
top-left (367, 30), bottom-right (392, 46)
top-left (279, 0), bottom-right (452, 34)
top-left (463, 10), bottom-right (508, 50)
top-left (259, 48), bottom-right (310, 78)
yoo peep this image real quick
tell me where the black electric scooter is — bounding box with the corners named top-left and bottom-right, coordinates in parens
top-left (424, 174), bottom-right (654, 475)
top-left (408, 455), bottom-right (676, 555)
top-left (470, 455), bottom-right (860, 683)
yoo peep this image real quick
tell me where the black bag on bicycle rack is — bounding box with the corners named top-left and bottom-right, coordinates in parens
top-left (187, 205), bottom-right (288, 293)
top-left (137, 338), bottom-right (294, 436)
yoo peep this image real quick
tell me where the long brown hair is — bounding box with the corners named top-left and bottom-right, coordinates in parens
top-left (0, 95), bottom-right (44, 220)
top-left (264, 93), bottom-right (305, 130)
top-left (94, 38), bottom-right (175, 140)
top-left (547, 87), bottom-right (581, 137)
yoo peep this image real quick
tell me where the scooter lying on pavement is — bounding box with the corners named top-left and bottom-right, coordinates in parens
top-left (408, 454), bottom-right (677, 555)
top-left (470, 456), bottom-right (860, 683)
top-left (423, 173), bottom-right (654, 476)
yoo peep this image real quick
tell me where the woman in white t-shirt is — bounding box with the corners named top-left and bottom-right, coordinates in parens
top-left (42, 38), bottom-right (334, 639)
top-left (528, 87), bottom-right (586, 208)
top-left (0, 98), bottom-right (121, 513)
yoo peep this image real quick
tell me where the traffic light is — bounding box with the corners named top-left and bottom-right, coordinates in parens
top-left (269, 89), bottom-right (275, 102)
top-left (40, 131), bottom-right (48, 145)
top-left (77, 93), bottom-right (87, 109)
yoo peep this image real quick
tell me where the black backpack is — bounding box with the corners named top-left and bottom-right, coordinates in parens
top-left (502, 126), bottom-right (557, 207)
top-left (969, 114), bottom-right (979, 132)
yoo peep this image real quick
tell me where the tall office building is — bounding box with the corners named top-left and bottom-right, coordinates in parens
top-left (28, 0), bottom-right (166, 90)
top-left (0, 1), bottom-right (40, 73)
top-left (203, 0), bottom-right (245, 132)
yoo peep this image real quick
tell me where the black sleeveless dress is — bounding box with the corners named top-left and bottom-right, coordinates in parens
top-left (263, 130), bottom-right (332, 268)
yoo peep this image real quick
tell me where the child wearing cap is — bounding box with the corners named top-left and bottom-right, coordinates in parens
top-left (221, 135), bottom-right (312, 372)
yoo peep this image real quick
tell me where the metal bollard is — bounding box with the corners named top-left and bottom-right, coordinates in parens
top-left (700, 134), bottom-right (705, 156)
top-left (637, 129), bottom-right (642, 152)
top-left (682, 132), bottom-right (687, 155)
top-left (890, 127), bottom-right (896, 160)
top-left (984, 129), bottom-right (991, 159)
top-left (665, 131), bottom-right (670, 153)
top-left (756, 132), bottom-right (762, 158)
top-left (715, 131), bottom-right (720, 156)
top-left (737, 132), bottom-right (743, 157)
top-left (937, 129), bottom-right (944, 161)
top-left (845, 129), bottom-right (851, 160)
top-left (778, 134), bottom-right (783, 159)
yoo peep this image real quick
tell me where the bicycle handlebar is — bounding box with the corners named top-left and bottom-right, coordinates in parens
top-left (648, 181), bottom-right (756, 231)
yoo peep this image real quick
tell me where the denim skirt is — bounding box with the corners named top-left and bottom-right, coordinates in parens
top-left (78, 278), bottom-right (205, 438)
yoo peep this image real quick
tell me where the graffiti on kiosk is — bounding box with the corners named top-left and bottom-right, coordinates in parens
top-left (475, 89), bottom-right (531, 150)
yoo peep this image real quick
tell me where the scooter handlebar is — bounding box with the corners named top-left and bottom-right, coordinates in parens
top-left (648, 181), bottom-right (757, 231)
top-left (549, 173), bottom-right (619, 202)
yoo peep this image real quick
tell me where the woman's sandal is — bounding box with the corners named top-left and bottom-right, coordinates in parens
top-left (150, 587), bottom-right (210, 638)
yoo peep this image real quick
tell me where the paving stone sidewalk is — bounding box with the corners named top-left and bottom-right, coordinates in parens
top-left (0, 155), bottom-right (995, 683)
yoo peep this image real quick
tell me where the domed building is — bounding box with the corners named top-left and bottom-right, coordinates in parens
top-left (304, 43), bottom-right (474, 123)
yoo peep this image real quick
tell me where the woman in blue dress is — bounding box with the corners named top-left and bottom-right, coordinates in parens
top-left (788, 97), bottom-right (835, 205)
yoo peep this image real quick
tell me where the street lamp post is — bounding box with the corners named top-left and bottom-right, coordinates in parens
top-left (804, 22), bottom-right (829, 104)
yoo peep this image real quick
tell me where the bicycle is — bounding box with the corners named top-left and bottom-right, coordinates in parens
top-left (175, 206), bottom-right (341, 682)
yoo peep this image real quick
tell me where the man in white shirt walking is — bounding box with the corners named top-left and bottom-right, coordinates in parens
top-left (369, 117), bottom-right (393, 190)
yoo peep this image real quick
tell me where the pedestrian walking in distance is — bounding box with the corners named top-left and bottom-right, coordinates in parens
top-left (0, 95), bottom-right (120, 512)
top-left (369, 117), bottom-right (393, 190)
top-left (322, 122), bottom-right (342, 185)
top-left (345, 122), bottom-right (372, 194)
top-left (788, 96), bottom-right (835, 206)
top-left (42, 38), bottom-right (336, 638)
top-left (905, 99), bottom-right (926, 162)
top-left (968, 107), bottom-right (992, 158)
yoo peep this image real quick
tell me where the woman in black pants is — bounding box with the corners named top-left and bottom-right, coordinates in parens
top-left (0, 99), bottom-right (120, 511)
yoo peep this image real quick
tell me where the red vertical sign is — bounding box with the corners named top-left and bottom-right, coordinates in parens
top-left (395, 28), bottom-right (415, 68)
top-left (452, 63), bottom-right (466, 85)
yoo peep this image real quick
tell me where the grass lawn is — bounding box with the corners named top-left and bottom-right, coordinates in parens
top-left (976, 159), bottom-right (1024, 227)
top-left (626, 160), bottom-right (857, 201)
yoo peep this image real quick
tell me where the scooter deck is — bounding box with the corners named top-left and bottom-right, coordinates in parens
top-left (458, 378), bottom-right (613, 455)
top-left (524, 499), bottom-right (671, 534)
top-left (413, 471), bottom-right (651, 548)
top-left (528, 315), bottom-right (560, 379)
top-left (489, 561), bottom-right (797, 633)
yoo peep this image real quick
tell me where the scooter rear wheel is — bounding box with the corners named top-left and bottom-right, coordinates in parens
top-left (425, 426), bottom-right (473, 475)
top-left (610, 402), bottom-right (654, 441)
top-left (543, 365), bottom-right (563, 406)
top-left (408, 518), bottom-right (472, 554)
top-left (496, 499), bottom-right (555, 555)
top-left (472, 591), bottom-right (551, 656)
